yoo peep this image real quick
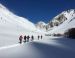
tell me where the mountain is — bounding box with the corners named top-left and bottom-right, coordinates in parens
top-left (48, 9), bottom-right (75, 34)
top-left (35, 21), bottom-right (47, 31)
top-left (0, 3), bottom-right (48, 46)
top-left (0, 3), bottom-right (36, 31)
top-left (0, 3), bottom-right (75, 37)
top-left (35, 9), bottom-right (75, 34)
top-left (0, 3), bottom-right (39, 46)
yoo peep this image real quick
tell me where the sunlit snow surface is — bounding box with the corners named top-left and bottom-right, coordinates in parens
top-left (0, 3), bottom-right (46, 47)
top-left (0, 37), bottom-right (75, 58)
top-left (0, 3), bottom-right (75, 58)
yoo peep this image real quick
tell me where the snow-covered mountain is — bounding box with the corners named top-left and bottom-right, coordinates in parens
top-left (0, 3), bottom-right (75, 44)
top-left (35, 9), bottom-right (75, 34)
top-left (0, 3), bottom-right (36, 31)
top-left (35, 21), bottom-right (47, 31)
top-left (0, 3), bottom-right (42, 46)
top-left (48, 9), bottom-right (75, 34)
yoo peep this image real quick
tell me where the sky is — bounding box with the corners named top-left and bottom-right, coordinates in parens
top-left (0, 0), bottom-right (75, 23)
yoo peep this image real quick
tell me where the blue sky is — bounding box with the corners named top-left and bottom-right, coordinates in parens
top-left (0, 0), bottom-right (75, 23)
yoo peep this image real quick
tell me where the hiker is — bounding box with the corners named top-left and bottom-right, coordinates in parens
top-left (38, 35), bottom-right (40, 40)
top-left (19, 35), bottom-right (23, 44)
top-left (41, 35), bottom-right (43, 39)
top-left (31, 35), bottom-right (34, 41)
top-left (27, 35), bottom-right (30, 42)
top-left (24, 35), bottom-right (27, 42)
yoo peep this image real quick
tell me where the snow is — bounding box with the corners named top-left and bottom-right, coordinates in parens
top-left (35, 21), bottom-right (47, 31)
top-left (0, 3), bottom-right (75, 58)
top-left (0, 37), bottom-right (75, 58)
top-left (0, 3), bottom-right (46, 47)
top-left (48, 9), bottom-right (75, 34)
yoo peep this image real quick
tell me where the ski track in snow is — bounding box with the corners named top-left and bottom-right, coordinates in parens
top-left (0, 44), bottom-right (20, 50)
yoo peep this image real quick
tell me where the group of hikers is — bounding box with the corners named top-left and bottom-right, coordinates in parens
top-left (19, 35), bottom-right (43, 44)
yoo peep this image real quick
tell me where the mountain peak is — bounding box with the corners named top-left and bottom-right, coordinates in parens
top-left (37, 21), bottom-right (46, 25)
top-left (35, 21), bottom-right (47, 31)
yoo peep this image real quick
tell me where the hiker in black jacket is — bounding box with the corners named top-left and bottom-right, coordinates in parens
top-left (27, 35), bottom-right (30, 42)
top-left (19, 35), bottom-right (23, 44)
top-left (24, 35), bottom-right (27, 42)
top-left (31, 35), bottom-right (34, 41)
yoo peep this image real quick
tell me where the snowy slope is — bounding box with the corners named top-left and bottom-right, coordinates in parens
top-left (0, 4), bottom-right (45, 47)
top-left (48, 9), bottom-right (75, 34)
top-left (0, 3), bottom-right (39, 35)
top-left (0, 4), bottom-right (75, 58)
top-left (0, 37), bottom-right (75, 58)
top-left (0, 3), bottom-right (36, 31)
